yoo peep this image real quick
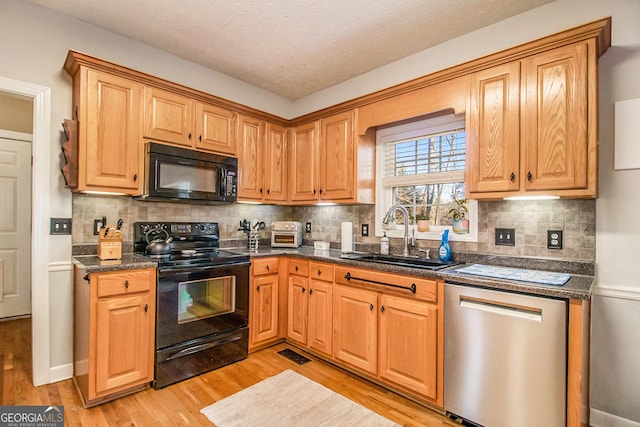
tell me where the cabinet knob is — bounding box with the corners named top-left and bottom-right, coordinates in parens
top-left (256, 285), bottom-right (260, 292)
top-left (369, 303), bottom-right (374, 311)
top-left (265, 264), bottom-right (270, 271)
top-left (144, 304), bottom-right (148, 313)
top-left (527, 171), bottom-right (532, 181)
top-left (313, 189), bottom-right (316, 195)
top-left (188, 132), bottom-right (192, 140)
top-left (317, 269), bottom-right (321, 276)
top-left (133, 174), bottom-right (138, 182)
top-left (381, 305), bottom-right (385, 313)
top-left (302, 287), bottom-right (306, 293)
top-left (295, 265), bottom-right (299, 272)
top-left (510, 172), bottom-right (515, 182)
top-left (267, 189), bottom-right (270, 195)
top-left (199, 135), bottom-right (202, 142)
top-left (309, 289), bottom-right (313, 295)
top-left (259, 188), bottom-right (263, 194)
top-left (319, 188), bottom-right (323, 195)
top-left (124, 280), bottom-right (129, 289)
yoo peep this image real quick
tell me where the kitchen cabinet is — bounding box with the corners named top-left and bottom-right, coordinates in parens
top-left (237, 116), bottom-right (288, 202)
top-left (144, 86), bottom-right (236, 155)
top-left (73, 266), bottom-right (156, 407)
top-left (286, 259), bottom-right (310, 344)
top-left (333, 265), bottom-right (443, 405)
top-left (307, 263), bottom-right (334, 356)
top-left (289, 110), bottom-right (375, 204)
top-left (63, 56), bottom-right (143, 194)
top-left (249, 258), bottom-right (280, 350)
top-left (468, 41), bottom-right (597, 199)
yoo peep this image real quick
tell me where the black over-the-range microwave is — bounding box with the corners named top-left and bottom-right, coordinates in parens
top-left (136, 142), bottom-right (238, 204)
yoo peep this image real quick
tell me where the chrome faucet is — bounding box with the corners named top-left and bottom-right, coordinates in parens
top-left (382, 203), bottom-right (411, 257)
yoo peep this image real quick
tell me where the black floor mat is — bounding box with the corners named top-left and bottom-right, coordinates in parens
top-left (278, 348), bottom-right (311, 365)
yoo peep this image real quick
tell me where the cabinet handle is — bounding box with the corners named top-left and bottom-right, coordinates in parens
top-left (309, 289), bottom-right (313, 295)
top-left (256, 285), bottom-right (260, 291)
top-left (370, 303), bottom-right (374, 311)
top-left (265, 264), bottom-right (270, 271)
top-left (83, 273), bottom-right (90, 282)
top-left (259, 187), bottom-right (263, 194)
top-left (381, 305), bottom-right (385, 313)
top-left (302, 287), bottom-right (306, 293)
top-left (527, 171), bottom-right (532, 181)
top-left (144, 304), bottom-right (148, 313)
top-left (295, 265), bottom-right (299, 272)
top-left (188, 132), bottom-right (192, 140)
top-left (267, 189), bottom-right (270, 195)
top-left (199, 135), bottom-right (202, 142)
top-left (510, 172), bottom-right (515, 182)
top-left (313, 189), bottom-right (316, 195)
top-left (124, 280), bottom-right (129, 289)
top-left (133, 173), bottom-right (138, 182)
top-left (319, 188), bottom-right (323, 195)
top-left (317, 269), bottom-right (321, 276)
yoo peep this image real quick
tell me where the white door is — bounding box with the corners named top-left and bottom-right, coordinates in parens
top-left (0, 135), bottom-right (32, 318)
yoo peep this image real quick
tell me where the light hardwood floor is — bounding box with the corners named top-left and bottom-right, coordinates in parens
top-left (1, 318), bottom-right (458, 426)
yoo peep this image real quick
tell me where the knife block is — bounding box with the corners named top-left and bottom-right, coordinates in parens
top-left (97, 228), bottom-right (122, 260)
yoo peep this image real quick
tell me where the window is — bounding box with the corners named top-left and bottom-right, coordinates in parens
top-left (375, 113), bottom-right (477, 242)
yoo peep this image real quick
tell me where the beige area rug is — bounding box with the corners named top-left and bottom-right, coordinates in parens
top-left (200, 369), bottom-right (401, 426)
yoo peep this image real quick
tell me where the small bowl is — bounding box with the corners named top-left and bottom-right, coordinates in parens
top-left (314, 241), bottom-right (330, 250)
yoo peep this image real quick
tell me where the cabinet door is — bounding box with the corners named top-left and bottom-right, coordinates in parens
top-left (95, 293), bottom-right (153, 395)
top-left (144, 86), bottom-right (194, 147)
top-left (522, 42), bottom-right (588, 191)
top-left (250, 274), bottom-right (279, 346)
top-left (237, 115), bottom-right (265, 200)
top-left (333, 285), bottom-right (377, 374)
top-left (264, 123), bottom-right (288, 202)
top-left (287, 275), bottom-right (309, 344)
top-left (379, 295), bottom-right (438, 400)
top-left (319, 111), bottom-right (354, 200)
top-left (84, 69), bottom-right (141, 192)
top-left (308, 280), bottom-right (332, 356)
top-left (195, 103), bottom-right (235, 155)
top-left (467, 62), bottom-right (520, 194)
top-left (289, 121), bottom-right (319, 202)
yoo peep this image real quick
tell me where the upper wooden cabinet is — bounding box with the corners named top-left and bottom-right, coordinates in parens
top-left (467, 41), bottom-right (597, 199)
top-left (236, 115), bottom-right (288, 202)
top-left (63, 64), bottom-right (143, 194)
top-left (289, 110), bottom-right (374, 204)
top-left (144, 86), bottom-right (236, 155)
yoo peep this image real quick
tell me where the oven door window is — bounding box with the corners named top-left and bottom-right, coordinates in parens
top-left (178, 276), bottom-right (235, 324)
top-left (273, 234), bottom-right (295, 244)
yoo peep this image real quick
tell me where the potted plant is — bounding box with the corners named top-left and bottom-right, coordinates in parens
top-left (449, 198), bottom-right (469, 233)
top-left (415, 211), bottom-right (430, 232)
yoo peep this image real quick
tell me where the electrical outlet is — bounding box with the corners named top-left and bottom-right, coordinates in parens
top-left (50, 218), bottom-right (72, 235)
top-left (306, 222), bottom-right (312, 233)
top-left (495, 228), bottom-right (515, 246)
top-left (547, 230), bottom-right (563, 249)
top-left (93, 219), bottom-right (104, 235)
top-left (361, 224), bottom-right (369, 237)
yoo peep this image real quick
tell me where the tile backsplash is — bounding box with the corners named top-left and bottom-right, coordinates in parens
top-left (73, 195), bottom-right (595, 262)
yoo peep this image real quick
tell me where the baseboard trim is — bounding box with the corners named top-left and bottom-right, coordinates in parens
top-left (590, 408), bottom-right (640, 427)
top-left (49, 363), bottom-right (72, 383)
top-left (592, 283), bottom-right (640, 301)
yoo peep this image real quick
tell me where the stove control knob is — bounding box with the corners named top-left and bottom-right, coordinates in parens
top-left (198, 224), bottom-right (206, 232)
top-left (140, 224), bottom-right (149, 233)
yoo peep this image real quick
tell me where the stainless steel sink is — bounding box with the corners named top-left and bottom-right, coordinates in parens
top-left (340, 252), bottom-right (459, 271)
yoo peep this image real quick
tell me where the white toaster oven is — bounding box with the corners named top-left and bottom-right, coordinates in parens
top-left (271, 221), bottom-right (303, 248)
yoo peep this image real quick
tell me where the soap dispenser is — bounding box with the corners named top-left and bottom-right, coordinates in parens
top-left (380, 231), bottom-right (390, 255)
top-left (438, 229), bottom-right (451, 262)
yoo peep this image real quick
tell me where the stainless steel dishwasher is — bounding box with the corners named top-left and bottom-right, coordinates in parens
top-left (444, 282), bottom-right (567, 427)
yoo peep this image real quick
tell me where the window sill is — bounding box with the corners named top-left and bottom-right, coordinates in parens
top-left (380, 225), bottom-right (477, 243)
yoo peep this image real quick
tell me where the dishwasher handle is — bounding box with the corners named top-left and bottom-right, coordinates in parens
top-left (459, 295), bottom-right (543, 322)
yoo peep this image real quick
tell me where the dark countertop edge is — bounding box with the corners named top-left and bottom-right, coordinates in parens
top-left (231, 246), bottom-right (593, 300)
top-left (71, 246), bottom-right (593, 300)
top-left (72, 254), bottom-right (157, 273)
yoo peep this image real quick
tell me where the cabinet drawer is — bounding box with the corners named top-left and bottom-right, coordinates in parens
top-left (96, 269), bottom-right (155, 298)
top-left (288, 259), bottom-right (309, 277)
top-left (252, 257), bottom-right (279, 276)
top-left (310, 262), bottom-right (333, 282)
top-left (334, 266), bottom-right (437, 303)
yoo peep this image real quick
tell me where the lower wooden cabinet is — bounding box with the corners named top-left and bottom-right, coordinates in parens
top-left (307, 263), bottom-right (333, 356)
top-left (287, 260), bottom-right (310, 344)
top-left (73, 266), bottom-right (156, 407)
top-left (249, 258), bottom-right (280, 350)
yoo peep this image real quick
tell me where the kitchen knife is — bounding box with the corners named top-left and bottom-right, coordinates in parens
top-left (116, 219), bottom-right (123, 230)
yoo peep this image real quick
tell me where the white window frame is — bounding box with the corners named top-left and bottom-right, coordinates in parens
top-left (374, 113), bottom-right (478, 243)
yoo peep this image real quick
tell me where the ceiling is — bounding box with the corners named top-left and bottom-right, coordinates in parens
top-left (28, 0), bottom-right (553, 100)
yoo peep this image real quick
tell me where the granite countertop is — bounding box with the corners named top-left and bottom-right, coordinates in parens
top-left (72, 246), bottom-right (594, 300)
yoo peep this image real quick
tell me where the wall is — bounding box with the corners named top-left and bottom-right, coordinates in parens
top-left (0, 92), bottom-right (33, 133)
top-left (294, 200), bottom-right (596, 262)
